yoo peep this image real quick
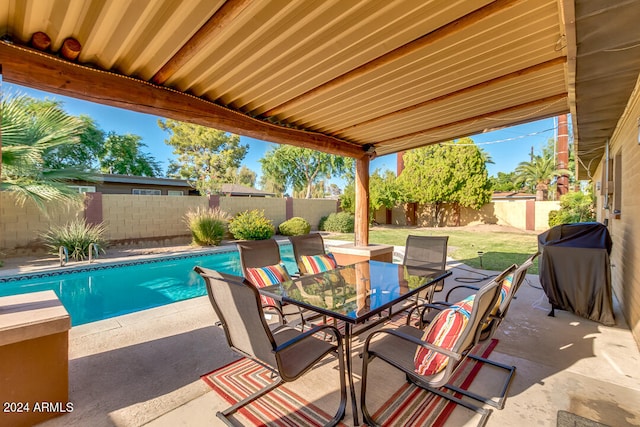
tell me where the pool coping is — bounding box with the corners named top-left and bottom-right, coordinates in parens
top-left (0, 239), bottom-right (353, 283)
top-left (0, 245), bottom-right (240, 283)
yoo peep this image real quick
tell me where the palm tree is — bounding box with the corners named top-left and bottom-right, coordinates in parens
top-left (514, 155), bottom-right (570, 201)
top-left (1, 94), bottom-right (96, 211)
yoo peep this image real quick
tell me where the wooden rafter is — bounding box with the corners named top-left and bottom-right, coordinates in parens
top-left (0, 42), bottom-right (366, 159)
top-left (263, 0), bottom-right (519, 118)
top-left (151, 0), bottom-right (254, 85)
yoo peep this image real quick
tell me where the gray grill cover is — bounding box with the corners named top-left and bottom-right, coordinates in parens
top-left (537, 222), bottom-right (614, 326)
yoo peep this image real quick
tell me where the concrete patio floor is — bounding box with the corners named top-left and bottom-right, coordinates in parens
top-left (23, 258), bottom-right (640, 427)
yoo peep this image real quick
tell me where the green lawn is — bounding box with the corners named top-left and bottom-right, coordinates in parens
top-left (327, 226), bottom-right (540, 274)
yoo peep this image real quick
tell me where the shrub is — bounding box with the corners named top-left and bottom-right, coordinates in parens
top-left (278, 217), bottom-right (311, 236)
top-left (185, 207), bottom-right (230, 246)
top-left (229, 209), bottom-right (275, 240)
top-left (41, 219), bottom-right (108, 261)
top-left (548, 191), bottom-right (596, 227)
top-left (318, 215), bottom-right (328, 231)
top-left (322, 212), bottom-right (355, 233)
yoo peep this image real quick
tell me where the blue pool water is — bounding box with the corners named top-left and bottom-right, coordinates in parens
top-left (0, 245), bottom-right (298, 326)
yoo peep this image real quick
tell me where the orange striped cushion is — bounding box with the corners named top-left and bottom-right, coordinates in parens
top-left (300, 253), bottom-right (337, 274)
top-left (245, 264), bottom-right (290, 307)
top-left (414, 296), bottom-right (472, 375)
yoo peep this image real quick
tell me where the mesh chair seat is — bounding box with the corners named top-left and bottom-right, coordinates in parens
top-left (272, 325), bottom-right (337, 379)
top-left (366, 324), bottom-right (450, 386)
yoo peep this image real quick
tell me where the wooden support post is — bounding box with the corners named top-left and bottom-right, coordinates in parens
top-left (355, 156), bottom-right (370, 246)
top-left (0, 64), bottom-right (3, 181)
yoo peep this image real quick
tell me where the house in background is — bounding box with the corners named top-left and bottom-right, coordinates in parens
top-left (491, 191), bottom-right (537, 201)
top-left (69, 175), bottom-right (274, 197)
top-left (70, 174), bottom-right (199, 196)
top-left (219, 183), bottom-right (275, 197)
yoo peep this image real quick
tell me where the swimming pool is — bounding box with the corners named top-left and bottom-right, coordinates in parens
top-left (0, 244), bottom-right (298, 326)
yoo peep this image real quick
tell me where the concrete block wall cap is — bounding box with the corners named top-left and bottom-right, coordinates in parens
top-left (0, 290), bottom-right (70, 346)
top-left (329, 243), bottom-right (394, 256)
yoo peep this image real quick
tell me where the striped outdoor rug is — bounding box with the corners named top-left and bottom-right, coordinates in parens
top-left (202, 358), bottom-right (347, 427)
top-left (371, 338), bottom-right (499, 426)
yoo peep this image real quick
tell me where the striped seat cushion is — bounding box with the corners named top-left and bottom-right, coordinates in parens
top-left (300, 253), bottom-right (337, 274)
top-left (497, 272), bottom-right (514, 313)
top-left (414, 296), bottom-right (473, 376)
top-left (245, 263), bottom-right (291, 307)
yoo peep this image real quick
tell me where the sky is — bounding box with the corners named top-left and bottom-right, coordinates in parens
top-left (5, 82), bottom-right (561, 186)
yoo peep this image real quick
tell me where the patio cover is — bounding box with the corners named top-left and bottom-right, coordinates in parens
top-left (537, 222), bottom-right (614, 326)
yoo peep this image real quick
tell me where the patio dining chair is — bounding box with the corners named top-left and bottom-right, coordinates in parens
top-left (194, 267), bottom-right (347, 426)
top-left (289, 233), bottom-right (338, 275)
top-left (360, 264), bottom-right (517, 427)
top-left (436, 252), bottom-right (540, 409)
top-left (444, 251), bottom-right (540, 339)
top-left (237, 239), bottom-right (306, 326)
top-left (398, 235), bottom-right (449, 314)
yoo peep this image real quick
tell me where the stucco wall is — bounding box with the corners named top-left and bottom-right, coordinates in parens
top-left (533, 201), bottom-right (561, 231)
top-left (594, 74), bottom-right (640, 347)
top-left (382, 200), bottom-right (558, 231)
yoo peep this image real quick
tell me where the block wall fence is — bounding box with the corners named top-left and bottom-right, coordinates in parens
top-left (0, 193), bottom-right (339, 256)
top-left (1, 192), bottom-right (558, 257)
top-left (374, 200), bottom-right (560, 231)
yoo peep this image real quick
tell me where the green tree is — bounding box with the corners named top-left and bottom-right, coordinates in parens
top-left (328, 183), bottom-right (342, 196)
top-left (1, 94), bottom-right (96, 210)
top-left (341, 169), bottom-right (399, 222)
top-left (159, 119), bottom-right (248, 194)
top-left (259, 174), bottom-right (286, 196)
top-left (98, 132), bottom-right (162, 176)
top-left (514, 154), bottom-right (569, 201)
top-left (490, 171), bottom-right (521, 192)
top-left (225, 166), bottom-right (256, 187)
top-left (43, 115), bottom-right (105, 171)
top-left (398, 138), bottom-right (492, 225)
top-left (340, 183), bottom-right (355, 213)
top-left (260, 145), bottom-right (353, 198)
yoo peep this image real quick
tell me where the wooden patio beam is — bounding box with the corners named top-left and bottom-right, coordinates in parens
top-left (151, 0), bottom-right (254, 85)
top-left (263, 0), bottom-right (519, 118)
top-left (333, 57), bottom-right (567, 135)
top-left (0, 43), bottom-right (365, 159)
top-left (375, 93), bottom-right (568, 147)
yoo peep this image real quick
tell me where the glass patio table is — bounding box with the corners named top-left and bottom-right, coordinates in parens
top-left (260, 259), bottom-right (451, 425)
